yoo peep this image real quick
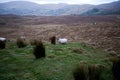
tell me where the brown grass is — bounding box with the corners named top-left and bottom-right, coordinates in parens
top-left (73, 63), bottom-right (88, 80)
top-left (16, 38), bottom-right (27, 48)
top-left (0, 15), bottom-right (120, 52)
top-left (88, 64), bottom-right (101, 80)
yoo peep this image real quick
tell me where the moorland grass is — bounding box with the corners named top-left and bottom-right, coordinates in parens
top-left (0, 42), bottom-right (113, 80)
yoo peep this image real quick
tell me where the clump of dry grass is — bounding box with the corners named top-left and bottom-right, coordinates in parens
top-left (0, 40), bottom-right (6, 49)
top-left (112, 57), bottom-right (120, 80)
top-left (33, 40), bottom-right (46, 59)
top-left (16, 38), bottom-right (26, 48)
top-left (73, 63), bottom-right (102, 80)
top-left (88, 64), bottom-right (101, 80)
top-left (50, 36), bottom-right (56, 45)
top-left (73, 63), bottom-right (88, 80)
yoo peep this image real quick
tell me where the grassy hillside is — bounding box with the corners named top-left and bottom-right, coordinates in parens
top-left (0, 41), bottom-right (113, 80)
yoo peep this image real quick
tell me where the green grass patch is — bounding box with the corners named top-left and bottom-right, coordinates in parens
top-left (0, 42), bottom-right (112, 80)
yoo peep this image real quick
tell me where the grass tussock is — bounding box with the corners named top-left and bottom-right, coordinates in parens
top-left (33, 40), bottom-right (46, 59)
top-left (112, 57), bottom-right (120, 80)
top-left (50, 36), bottom-right (56, 45)
top-left (88, 64), bottom-right (101, 80)
top-left (73, 63), bottom-right (102, 80)
top-left (0, 40), bottom-right (6, 49)
top-left (16, 38), bottom-right (27, 48)
top-left (73, 63), bottom-right (88, 80)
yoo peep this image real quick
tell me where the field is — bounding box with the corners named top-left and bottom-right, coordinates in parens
top-left (0, 15), bottom-right (120, 80)
top-left (0, 41), bottom-right (113, 80)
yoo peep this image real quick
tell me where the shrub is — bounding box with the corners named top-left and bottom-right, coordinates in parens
top-left (0, 40), bottom-right (6, 49)
top-left (88, 64), bottom-right (101, 80)
top-left (112, 58), bottom-right (120, 80)
top-left (73, 64), bottom-right (88, 80)
top-left (16, 38), bottom-right (26, 48)
top-left (50, 36), bottom-right (56, 45)
top-left (33, 40), bottom-right (46, 59)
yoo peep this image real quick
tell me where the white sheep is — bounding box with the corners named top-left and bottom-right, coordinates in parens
top-left (0, 37), bottom-right (6, 41)
top-left (58, 38), bottom-right (67, 44)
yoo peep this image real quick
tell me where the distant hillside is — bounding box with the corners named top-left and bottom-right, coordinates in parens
top-left (48, 4), bottom-right (94, 15)
top-left (0, 1), bottom-right (94, 16)
top-left (83, 1), bottom-right (120, 15)
top-left (0, 1), bottom-right (50, 15)
top-left (0, 1), bottom-right (120, 16)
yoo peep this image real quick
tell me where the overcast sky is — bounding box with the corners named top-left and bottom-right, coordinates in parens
top-left (0, 0), bottom-right (119, 5)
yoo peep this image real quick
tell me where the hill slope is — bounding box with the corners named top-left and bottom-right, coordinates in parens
top-left (83, 1), bottom-right (120, 15)
top-left (0, 1), bottom-right (94, 16)
top-left (0, 1), bottom-right (120, 15)
top-left (0, 1), bottom-right (51, 15)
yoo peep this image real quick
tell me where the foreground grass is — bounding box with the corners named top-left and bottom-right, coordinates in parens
top-left (0, 42), bottom-right (112, 80)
